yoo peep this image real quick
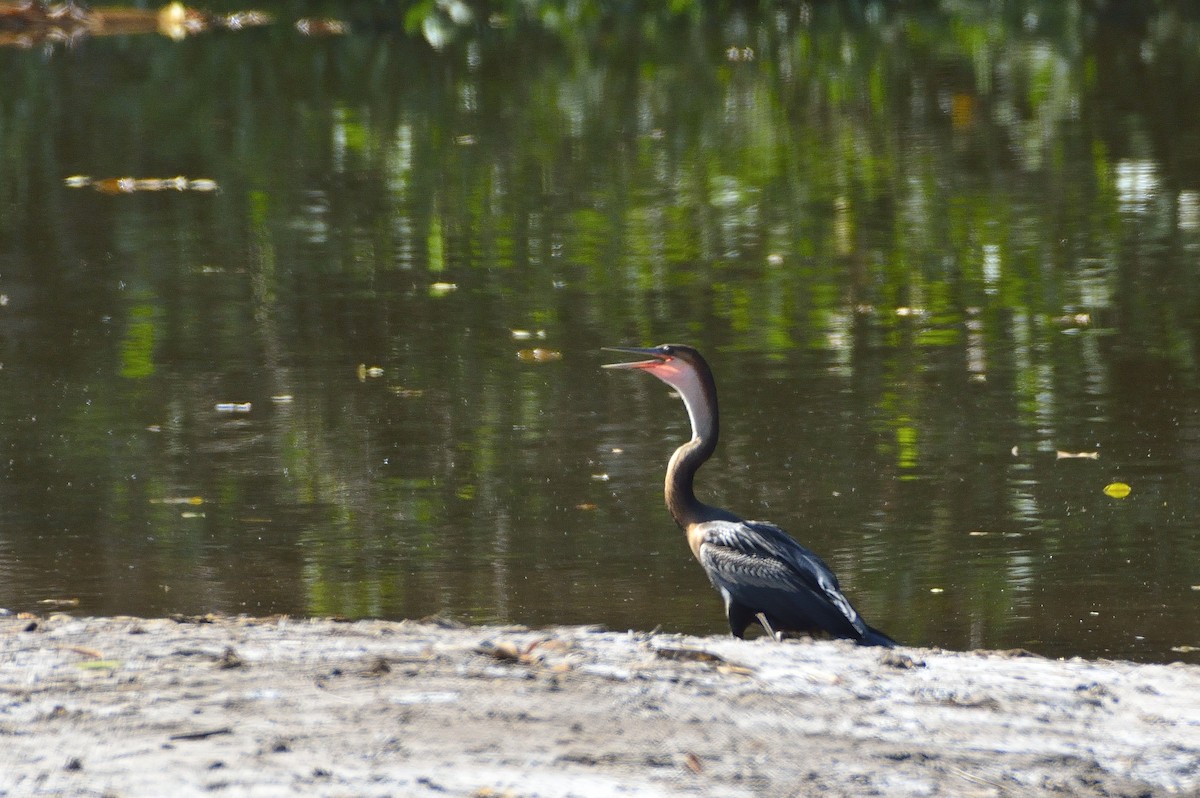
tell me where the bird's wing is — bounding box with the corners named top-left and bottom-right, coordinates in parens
top-left (696, 520), bottom-right (867, 637)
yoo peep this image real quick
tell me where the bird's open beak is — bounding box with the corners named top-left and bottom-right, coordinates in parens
top-left (601, 346), bottom-right (668, 370)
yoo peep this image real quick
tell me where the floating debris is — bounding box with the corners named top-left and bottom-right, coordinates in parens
top-left (149, 496), bottom-right (204, 506)
top-left (1103, 482), bottom-right (1132, 499)
top-left (37, 598), bottom-right (80, 608)
top-left (1, 2), bottom-right (271, 49)
top-left (1056, 451), bottom-right (1100, 460)
top-left (929, 587), bottom-right (945, 594)
top-left (215, 402), bottom-right (252, 413)
top-left (510, 329), bottom-right (547, 341)
top-left (356, 364), bottom-right (384, 382)
top-left (429, 282), bottom-right (458, 296)
top-left (270, 395), bottom-right (294, 404)
top-left (1053, 313), bottom-right (1092, 328)
top-left (295, 17), bottom-right (348, 36)
top-left (516, 348), bottom-right (562, 363)
top-left (65, 175), bottom-right (219, 194)
top-left (93, 177), bottom-right (135, 194)
top-left (388, 386), bottom-right (425, 398)
top-left (219, 10), bottom-right (270, 30)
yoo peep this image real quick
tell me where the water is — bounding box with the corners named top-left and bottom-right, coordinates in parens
top-left (2, 2), bottom-right (1199, 663)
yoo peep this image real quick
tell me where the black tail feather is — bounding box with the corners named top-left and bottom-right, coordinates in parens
top-left (860, 625), bottom-right (897, 648)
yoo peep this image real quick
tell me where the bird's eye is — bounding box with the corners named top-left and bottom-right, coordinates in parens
top-left (659, 345), bottom-right (674, 356)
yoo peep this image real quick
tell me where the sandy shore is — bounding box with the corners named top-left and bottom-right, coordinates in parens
top-left (1, 614), bottom-right (1198, 797)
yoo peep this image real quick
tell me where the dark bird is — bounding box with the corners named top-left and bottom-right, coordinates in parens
top-left (604, 344), bottom-right (895, 647)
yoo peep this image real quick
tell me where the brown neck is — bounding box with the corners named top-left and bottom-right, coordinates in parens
top-left (663, 397), bottom-right (738, 528)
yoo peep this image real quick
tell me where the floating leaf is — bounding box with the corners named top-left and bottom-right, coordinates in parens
top-left (67, 175), bottom-right (217, 193)
top-left (37, 598), bottom-right (80, 607)
top-left (429, 282), bottom-right (457, 296)
top-left (355, 364), bottom-right (384, 382)
top-left (516, 348), bottom-right (562, 362)
top-left (1103, 482), bottom-right (1131, 499)
top-left (94, 177), bottom-right (136, 194)
top-left (295, 17), bottom-right (348, 36)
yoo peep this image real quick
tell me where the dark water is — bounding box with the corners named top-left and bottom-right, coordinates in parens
top-left (2, 3), bottom-right (1199, 663)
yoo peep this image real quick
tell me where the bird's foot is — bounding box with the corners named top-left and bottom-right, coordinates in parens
top-left (756, 613), bottom-right (784, 642)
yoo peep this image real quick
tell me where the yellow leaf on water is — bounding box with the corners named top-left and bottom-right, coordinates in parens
top-left (516, 348), bottom-right (562, 362)
top-left (1103, 482), bottom-right (1131, 499)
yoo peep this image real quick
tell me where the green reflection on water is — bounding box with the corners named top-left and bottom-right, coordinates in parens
top-left (1, 3), bottom-right (1199, 662)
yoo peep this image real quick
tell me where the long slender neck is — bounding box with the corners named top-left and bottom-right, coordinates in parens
top-left (664, 372), bottom-right (731, 527)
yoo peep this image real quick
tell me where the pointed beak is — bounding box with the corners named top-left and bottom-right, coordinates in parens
top-left (601, 346), bottom-right (669, 370)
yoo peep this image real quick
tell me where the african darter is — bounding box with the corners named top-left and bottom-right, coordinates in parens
top-left (604, 344), bottom-right (895, 647)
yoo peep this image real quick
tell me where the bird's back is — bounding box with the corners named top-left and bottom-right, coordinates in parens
top-left (691, 518), bottom-right (879, 642)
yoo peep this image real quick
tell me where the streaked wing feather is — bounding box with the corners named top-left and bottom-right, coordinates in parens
top-left (696, 520), bottom-right (867, 638)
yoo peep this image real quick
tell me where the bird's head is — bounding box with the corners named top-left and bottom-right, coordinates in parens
top-left (601, 343), bottom-right (706, 384)
top-left (602, 344), bottom-right (715, 438)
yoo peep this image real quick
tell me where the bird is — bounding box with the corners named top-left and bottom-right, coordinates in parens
top-left (603, 343), bottom-right (895, 647)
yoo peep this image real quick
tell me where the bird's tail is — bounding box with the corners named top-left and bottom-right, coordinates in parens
top-left (859, 625), bottom-right (897, 648)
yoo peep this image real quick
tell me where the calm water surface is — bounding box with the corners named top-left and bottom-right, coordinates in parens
top-left (2, 3), bottom-right (1199, 663)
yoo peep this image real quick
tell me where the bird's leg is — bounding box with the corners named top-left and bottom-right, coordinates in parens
top-left (724, 595), bottom-right (755, 639)
top-left (756, 613), bottom-right (783, 642)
